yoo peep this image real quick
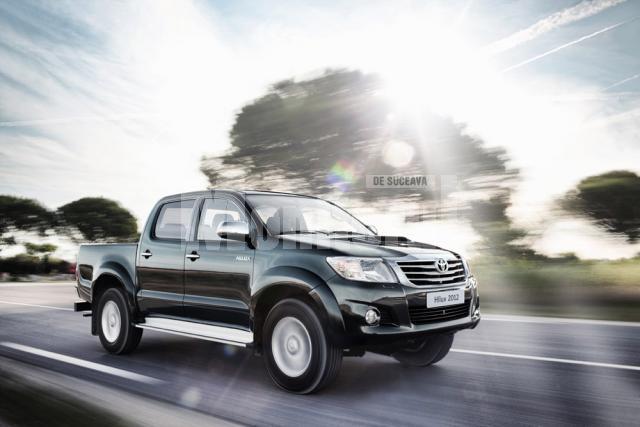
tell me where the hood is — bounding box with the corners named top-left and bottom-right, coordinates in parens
top-left (278, 234), bottom-right (457, 258)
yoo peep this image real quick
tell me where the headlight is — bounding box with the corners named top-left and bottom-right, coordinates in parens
top-left (462, 258), bottom-right (471, 274)
top-left (326, 257), bottom-right (397, 283)
top-left (468, 276), bottom-right (477, 288)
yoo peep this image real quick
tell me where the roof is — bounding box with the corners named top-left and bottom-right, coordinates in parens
top-left (159, 189), bottom-right (318, 201)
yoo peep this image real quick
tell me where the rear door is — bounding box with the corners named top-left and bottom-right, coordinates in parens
top-left (183, 196), bottom-right (254, 327)
top-left (136, 198), bottom-right (196, 317)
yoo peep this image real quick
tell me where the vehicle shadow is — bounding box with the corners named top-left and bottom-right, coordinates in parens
top-left (133, 332), bottom-right (441, 396)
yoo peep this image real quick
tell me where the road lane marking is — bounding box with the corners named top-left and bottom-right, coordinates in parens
top-left (0, 342), bottom-right (163, 384)
top-left (482, 314), bottom-right (640, 327)
top-left (451, 348), bottom-right (640, 372)
top-left (0, 282), bottom-right (73, 287)
top-left (0, 300), bottom-right (73, 311)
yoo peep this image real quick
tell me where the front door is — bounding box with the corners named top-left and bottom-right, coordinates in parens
top-left (137, 198), bottom-right (196, 316)
top-left (184, 197), bottom-right (253, 327)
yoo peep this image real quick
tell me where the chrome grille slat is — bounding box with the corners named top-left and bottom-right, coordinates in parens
top-left (406, 274), bottom-right (466, 282)
top-left (404, 268), bottom-right (464, 276)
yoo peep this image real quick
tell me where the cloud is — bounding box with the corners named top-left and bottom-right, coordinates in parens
top-left (604, 73), bottom-right (640, 90)
top-left (483, 0), bottom-right (627, 55)
top-left (501, 17), bottom-right (637, 73)
top-left (0, 1), bottom-right (243, 221)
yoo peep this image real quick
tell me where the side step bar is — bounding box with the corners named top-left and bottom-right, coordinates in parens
top-left (136, 318), bottom-right (253, 347)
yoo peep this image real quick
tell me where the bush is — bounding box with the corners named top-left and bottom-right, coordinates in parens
top-left (0, 254), bottom-right (71, 275)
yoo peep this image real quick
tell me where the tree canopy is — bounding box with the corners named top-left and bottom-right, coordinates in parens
top-left (562, 170), bottom-right (640, 243)
top-left (24, 242), bottom-right (57, 256)
top-left (0, 195), bottom-right (54, 235)
top-left (56, 197), bottom-right (138, 242)
top-left (201, 70), bottom-right (513, 208)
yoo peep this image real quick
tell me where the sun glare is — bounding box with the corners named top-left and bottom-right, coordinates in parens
top-left (367, 15), bottom-right (493, 119)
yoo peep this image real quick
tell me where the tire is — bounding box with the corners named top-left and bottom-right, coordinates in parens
top-left (392, 333), bottom-right (454, 367)
top-left (97, 288), bottom-right (142, 355)
top-left (263, 299), bottom-right (342, 394)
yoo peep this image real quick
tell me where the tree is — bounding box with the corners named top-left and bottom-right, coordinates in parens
top-left (57, 197), bottom-right (138, 242)
top-left (24, 242), bottom-right (57, 257)
top-left (469, 194), bottom-right (542, 259)
top-left (0, 195), bottom-right (54, 235)
top-left (562, 170), bottom-right (640, 243)
top-left (201, 70), bottom-right (514, 209)
top-left (24, 242), bottom-right (58, 274)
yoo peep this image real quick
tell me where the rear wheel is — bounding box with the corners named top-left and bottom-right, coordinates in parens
top-left (263, 299), bottom-right (342, 394)
top-left (97, 288), bottom-right (142, 354)
top-left (392, 333), bottom-right (454, 367)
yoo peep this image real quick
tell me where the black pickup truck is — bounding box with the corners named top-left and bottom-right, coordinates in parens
top-left (74, 190), bottom-right (480, 393)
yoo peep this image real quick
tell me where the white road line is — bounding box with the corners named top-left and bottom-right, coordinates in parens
top-left (482, 314), bottom-right (640, 328)
top-left (0, 300), bottom-right (73, 311)
top-left (0, 282), bottom-right (73, 287)
top-left (0, 342), bottom-right (163, 384)
top-left (451, 348), bottom-right (640, 372)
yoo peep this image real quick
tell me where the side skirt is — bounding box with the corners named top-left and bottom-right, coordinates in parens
top-left (136, 317), bottom-right (253, 347)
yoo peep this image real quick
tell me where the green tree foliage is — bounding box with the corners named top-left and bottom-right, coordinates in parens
top-left (0, 195), bottom-right (54, 235)
top-left (24, 242), bottom-right (57, 256)
top-left (0, 254), bottom-right (71, 275)
top-left (201, 70), bottom-right (513, 206)
top-left (469, 194), bottom-right (541, 259)
top-left (562, 170), bottom-right (640, 243)
top-left (57, 197), bottom-right (138, 242)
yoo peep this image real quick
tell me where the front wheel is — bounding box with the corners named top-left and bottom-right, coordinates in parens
top-left (263, 299), bottom-right (342, 394)
top-left (392, 333), bottom-right (454, 367)
top-left (97, 288), bottom-right (142, 354)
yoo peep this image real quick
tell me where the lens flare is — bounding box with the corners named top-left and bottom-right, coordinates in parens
top-left (326, 160), bottom-right (355, 192)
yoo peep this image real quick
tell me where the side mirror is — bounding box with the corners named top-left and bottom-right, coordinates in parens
top-left (367, 225), bottom-right (378, 235)
top-left (217, 221), bottom-right (250, 242)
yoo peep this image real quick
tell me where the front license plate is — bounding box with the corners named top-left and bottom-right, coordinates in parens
top-left (426, 288), bottom-right (464, 308)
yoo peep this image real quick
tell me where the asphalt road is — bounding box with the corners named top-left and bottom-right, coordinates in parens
top-left (1, 282), bottom-right (639, 426)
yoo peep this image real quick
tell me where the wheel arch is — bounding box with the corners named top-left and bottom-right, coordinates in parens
top-left (252, 267), bottom-right (345, 352)
top-left (91, 262), bottom-right (138, 335)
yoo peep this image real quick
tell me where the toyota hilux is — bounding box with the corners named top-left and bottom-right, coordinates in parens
top-left (74, 190), bottom-right (480, 393)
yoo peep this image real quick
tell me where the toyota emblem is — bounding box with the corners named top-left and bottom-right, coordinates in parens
top-left (435, 258), bottom-right (449, 273)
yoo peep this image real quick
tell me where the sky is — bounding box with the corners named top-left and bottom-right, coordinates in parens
top-left (1, 0), bottom-right (640, 259)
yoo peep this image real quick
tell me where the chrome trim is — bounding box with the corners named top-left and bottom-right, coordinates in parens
top-left (387, 254), bottom-right (468, 288)
top-left (217, 220), bottom-right (250, 241)
top-left (400, 267), bottom-right (464, 276)
top-left (407, 274), bottom-right (466, 282)
top-left (136, 317), bottom-right (253, 347)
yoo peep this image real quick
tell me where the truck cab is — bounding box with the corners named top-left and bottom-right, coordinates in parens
top-left (75, 189), bottom-right (480, 393)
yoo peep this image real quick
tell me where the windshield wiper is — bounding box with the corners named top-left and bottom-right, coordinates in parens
top-left (277, 230), bottom-right (329, 235)
top-left (327, 231), bottom-right (368, 235)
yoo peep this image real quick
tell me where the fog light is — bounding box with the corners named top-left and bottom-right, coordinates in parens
top-left (365, 308), bottom-right (380, 325)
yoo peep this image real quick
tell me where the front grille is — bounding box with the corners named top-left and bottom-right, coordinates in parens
top-left (397, 258), bottom-right (466, 286)
top-left (409, 299), bottom-right (471, 325)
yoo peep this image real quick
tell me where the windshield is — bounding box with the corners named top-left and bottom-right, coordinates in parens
top-left (246, 195), bottom-right (373, 236)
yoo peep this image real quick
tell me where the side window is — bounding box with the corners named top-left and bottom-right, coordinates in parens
top-left (154, 200), bottom-right (195, 240)
top-left (197, 198), bottom-right (246, 241)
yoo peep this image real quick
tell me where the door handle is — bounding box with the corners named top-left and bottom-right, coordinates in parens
top-left (141, 250), bottom-right (153, 259)
top-left (186, 251), bottom-right (200, 261)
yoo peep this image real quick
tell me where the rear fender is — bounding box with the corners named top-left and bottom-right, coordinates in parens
top-left (90, 262), bottom-right (138, 334)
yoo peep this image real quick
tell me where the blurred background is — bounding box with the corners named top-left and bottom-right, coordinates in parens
top-left (2, 2), bottom-right (640, 426)
top-left (1, 0), bottom-right (639, 322)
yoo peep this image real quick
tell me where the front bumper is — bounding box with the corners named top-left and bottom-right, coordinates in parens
top-left (326, 274), bottom-right (480, 347)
